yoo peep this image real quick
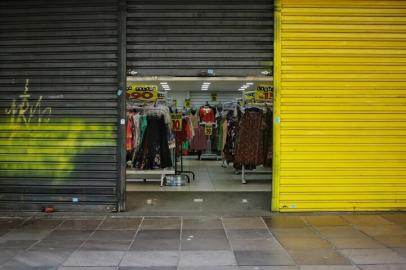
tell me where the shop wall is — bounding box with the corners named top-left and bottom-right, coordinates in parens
top-left (0, 0), bottom-right (122, 211)
top-left (273, 0), bottom-right (406, 211)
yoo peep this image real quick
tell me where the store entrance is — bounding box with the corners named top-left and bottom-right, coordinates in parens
top-left (124, 77), bottom-right (273, 214)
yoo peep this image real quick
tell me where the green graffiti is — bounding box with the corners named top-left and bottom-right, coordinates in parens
top-left (0, 120), bottom-right (116, 178)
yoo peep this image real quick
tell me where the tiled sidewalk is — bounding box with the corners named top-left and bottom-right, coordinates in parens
top-left (0, 214), bottom-right (405, 269)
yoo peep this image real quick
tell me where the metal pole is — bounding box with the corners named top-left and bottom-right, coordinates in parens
top-left (117, 0), bottom-right (127, 212)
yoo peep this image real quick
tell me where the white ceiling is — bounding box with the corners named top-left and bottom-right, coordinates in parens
top-left (127, 77), bottom-right (273, 92)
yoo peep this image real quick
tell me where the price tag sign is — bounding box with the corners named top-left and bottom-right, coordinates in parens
top-left (211, 93), bottom-right (217, 102)
top-left (171, 113), bottom-right (183, 131)
top-left (204, 124), bottom-right (213, 136)
top-left (126, 85), bottom-right (158, 102)
top-left (255, 84), bottom-right (273, 102)
top-left (184, 98), bottom-right (191, 108)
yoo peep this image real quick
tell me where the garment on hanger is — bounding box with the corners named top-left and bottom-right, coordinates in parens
top-left (126, 112), bottom-right (135, 152)
top-left (262, 108), bottom-right (273, 167)
top-left (235, 108), bottom-right (266, 167)
top-left (190, 126), bottom-right (207, 151)
top-left (134, 115), bottom-right (172, 169)
top-left (198, 106), bottom-right (215, 123)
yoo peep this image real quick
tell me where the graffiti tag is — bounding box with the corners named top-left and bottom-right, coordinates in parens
top-left (5, 79), bottom-right (52, 125)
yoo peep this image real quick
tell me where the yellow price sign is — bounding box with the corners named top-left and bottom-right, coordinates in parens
top-left (244, 91), bottom-right (255, 103)
top-left (204, 124), bottom-right (213, 136)
top-left (211, 93), bottom-right (217, 102)
top-left (126, 85), bottom-right (158, 102)
top-left (184, 98), bottom-right (191, 108)
top-left (171, 113), bottom-right (183, 131)
top-left (255, 84), bottom-right (273, 102)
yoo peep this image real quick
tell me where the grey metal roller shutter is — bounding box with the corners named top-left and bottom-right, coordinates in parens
top-left (0, 0), bottom-right (121, 211)
top-left (127, 0), bottom-right (274, 76)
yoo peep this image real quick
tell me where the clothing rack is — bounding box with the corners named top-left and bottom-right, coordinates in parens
top-left (125, 103), bottom-right (177, 187)
top-left (241, 165), bottom-right (272, 184)
top-left (199, 122), bottom-right (219, 161)
top-left (174, 138), bottom-right (195, 182)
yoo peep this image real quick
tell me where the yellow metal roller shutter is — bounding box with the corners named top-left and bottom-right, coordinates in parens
top-left (273, 0), bottom-right (406, 211)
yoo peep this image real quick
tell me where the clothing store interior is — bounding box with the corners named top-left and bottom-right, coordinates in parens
top-left (126, 79), bottom-right (273, 193)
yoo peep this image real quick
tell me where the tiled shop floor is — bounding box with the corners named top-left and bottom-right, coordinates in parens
top-left (0, 215), bottom-right (405, 269)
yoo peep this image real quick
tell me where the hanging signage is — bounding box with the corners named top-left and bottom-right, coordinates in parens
top-left (171, 113), bottom-right (183, 131)
top-left (204, 124), bottom-right (213, 136)
top-left (255, 84), bottom-right (273, 102)
top-left (157, 91), bottom-right (167, 100)
top-left (211, 93), bottom-right (217, 102)
top-left (184, 98), bottom-right (191, 108)
top-left (126, 85), bottom-right (158, 102)
top-left (243, 91), bottom-right (255, 103)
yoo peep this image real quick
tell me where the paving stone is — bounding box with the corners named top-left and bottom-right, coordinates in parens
top-left (230, 238), bottom-right (285, 251)
top-left (313, 226), bottom-right (368, 239)
top-left (120, 251), bottom-right (179, 267)
top-left (181, 236), bottom-right (231, 250)
top-left (277, 236), bottom-right (333, 250)
top-left (299, 266), bottom-right (360, 270)
top-left (1, 229), bottom-right (52, 241)
top-left (89, 230), bottom-right (136, 241)
top-left (140, 218), bottom-right (181, 230)
top-left (262, 217), bottom-right (307, 229)
top-left (343, 216), bottom-right (394, 226)
top-left (119, 267), bottom-right (177, 270)
top-left (356, 225), bottom-right (406, 237)
top-left (0, 218), bottom-right (26, 229)
top-left (271, 228), bottom-right (318, 238)
top-left (0, 240), bottom-right (37, 249)
top-left (0, 249), bottom-right (21, 265)
top-left (45, 230), bottom-right (93, 241)
top-left (358, 265), bottom-right (406, 270)
top-left (381, 215), bottom-right (406, 226)
top-left (182, 217), bottom-right (224, 230)
top-left (179, 250), bottom-right (236, 266)
top-left (288, 249), bottom-right (352, 265)
top-left (226, 229), bottom-right (272, 240)
top-left (182, 229), bottom-right (228, 241)
top-left (234, 250), bottom-right (295, 266)
top-left (29, 240), bottom-right (84, 251)
top-left (374, 235), bottom-right (406, 248)
top-left (3, 251), bottom-right (72, 269)
top-left (136, 229), bottom-right (179, 240)
top-left (178, 267), bottom-right (238, 270)
top-left (339, 249), bottom-right (406, 264)
top-left (303, 216), bottom-right (349, 227)
top-left (59, 267), bottom-right (117, 270)
top-left (238, 267), bottom-right (298, 270)
top-left (20, 219), bottom-right (64, 230)
top-left (328, 236), bottom-right (385, 249)
top-left (223, 217), bottom-right (267, 230)
top-left (99, 217), bottom-right (142, 230)
top-left (395, 248), bottom-right (406, 258)
top-left (63, 251), bottom-right (125, 267)
top-left (79, 240), bottom-right (132, 251)
top-left (58, 219), bottom-right (103, 230)
top-left (130, 239), bottom-right (180, 251)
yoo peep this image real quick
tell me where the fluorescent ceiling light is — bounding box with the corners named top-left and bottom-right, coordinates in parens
top-left (203, 82), bottom-right (211, 85)
top-left (246, 82), bottom-right (254, 85)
